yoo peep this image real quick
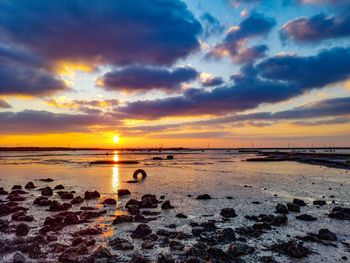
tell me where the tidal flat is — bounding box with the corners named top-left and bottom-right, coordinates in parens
top-left (0, 150), bottom-right (349, 262)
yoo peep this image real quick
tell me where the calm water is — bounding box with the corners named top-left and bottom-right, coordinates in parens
top-left (1, 150), bottom-right (350, 262)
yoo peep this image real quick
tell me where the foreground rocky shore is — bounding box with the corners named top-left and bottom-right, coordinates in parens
top-left (1, 170), bottom-right (350, 263)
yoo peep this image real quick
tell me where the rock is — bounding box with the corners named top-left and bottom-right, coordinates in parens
top-left (141, 240), bottom-right (155, 249)
top-left (196, 194), bottom-right (211, 200)
top-left (252, 201), bottom-right (260, 204)
top-left (220, 208), bottom-right (237, 218)
top-left (127, 180), bottom-right (139, 183)
top-left (0, 188), bottom-right (8, 195)
top-left (33, 196), bottom-right (51, 206)
top-left (41, 187), bottom-right (53, 196)
top-left (192, 227), bottom-right (205, 237)
top-left (118, 189), bottom-right (131, 196)
top-left (102, 198), bottom-right (116, 205)
top-left (109, 238), bottom-right (134, 250)
top-left (313, 200), bottom-right (327, 206)
top-left (140, 194), bottom-right (158, 208)
top-left (318, 229), bottom-right (337, 241)
top-left (16, 223), bottom-right (29, 236)
top-left (49, 201), bottom-right (71, 212)
top-left (93, 245), bottom-right (112, 258)
top-left (75, 227), bottom-right (102, 236)
top-left (64, 213), bottom-right (80, 225)
top-left (133, 169), bottom-right (147, 180)
top-left (7, 194), bottom-right (26, 202)
top-left (12, 185), bottom-right (22, 190)
top-left (112, 215), bottom-right (133, 224)
top-left (161, 200), bottom-right (174, 209)
top-left (217, 228), bottom-right (236, 242)
top-left (272, 214), bottom-right (288, 226)
top-left (176, 213), bottom-right (188, 218)
top-left (169, 240), bottom-right (185, 250)
top-left (128, 205), bottom-right (140, 215)
top-left (153, 157), bottom-right (162, 160)
top-left (276, 203), bottom-right (289, 214)
top-left (71, 196), bottom-right (84, 204)
top-left (167, 155), bottom-right (174, 160)
top-left (10, 190), bottom-right (28, 195)
top-left (40, 178), bottom-right (54, 182)
top-left (157, 254), bottom-right (175, 263)
top-left (126, 199), bottom-right (140, 208)
top-left (25, 182), bottom-right (35, 189)
top-left (61, 192), bottom-right (74, 199)
top-left (13, 252), bottom-right (25, 263)
top-left (84, 191), bottom-right (100, 199)
top-left (131, 224), bottom-right (152, 239)
top-left (227, 241), bottom-right (255, 257)
top-left (328, 207), bottom-right (350, 220)
top-left (72, 237), bottom-right (84, 246)
top-left (12, 212), bottom-right (33, 222)
top-left (293, 198), bottom-right (307, 206)
top-left (287, 203), bottom-right (300, 212)
top-left (54, 184), bottom-right (65, 190)
top-left (296, 214), bottom-right (317, 221)
top-left (270, 240), bottom-right (311, 258)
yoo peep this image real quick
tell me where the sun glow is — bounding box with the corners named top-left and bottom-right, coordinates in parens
top-left (113, 135), bottom-right (120, 144)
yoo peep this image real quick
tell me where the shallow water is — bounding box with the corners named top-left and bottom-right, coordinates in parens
top-left (1, 150), bottom-right (350, 262)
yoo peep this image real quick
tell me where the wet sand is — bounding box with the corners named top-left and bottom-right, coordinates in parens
top-left (0, 150), bottom-right (350, 262)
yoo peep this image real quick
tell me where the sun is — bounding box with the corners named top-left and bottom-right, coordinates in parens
top-left (113, 135), bottom-right (120, 143)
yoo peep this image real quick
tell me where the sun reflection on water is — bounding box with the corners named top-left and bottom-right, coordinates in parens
top-left (111, 151), bottom-right (120, 192)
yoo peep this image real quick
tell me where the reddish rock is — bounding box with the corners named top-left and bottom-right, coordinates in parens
top-left (33, 196), bottom-right (51, 206)
top-left (12, 212), bottom-right (33, 222)
top-left (7, 194), bottom-right (26, 202)
top-left (61, 192), bottom-right (74, 199)
top-left (25, 182), bottom-right (35, 189)
top-left (117, 189), bottom-right (131, 196)
top-left (64, 213), bottom-right (80, 225)
top-left (41, 187), bottom-right (53, 196)
top-left (49, 201), bottom-right (71, 212)
top-left (71, 196), bottom-right (84, 204)
top-left (10, 190), bottom-right (28, 195)
top-left (84, 191), bottom-right (100, 199)
top-left (102, 198), bottom-right (117, 205)
top-left (16, 223), bottom-right (29, 236)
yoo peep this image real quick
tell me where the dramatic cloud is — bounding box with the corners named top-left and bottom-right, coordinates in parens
top-left (281, 13), bottom-right (350, 43)
top-left (0, 99), bottom-right (11, 109)
top-left (200, 76), bottom-right (224, 87)
top-left (98, 66), bottom-right (198, 93)
top-left (257, 47), bottom-right (350, 88)
top-left (120, 47), bottom-right (350, 120)
top-left (0, 44), bottom-right (67, 96)
top-left (207, 13), bottom-right (275, 63)
top-left (0, 0), bottom-right (202, 66)
top-left (0, 110), bottom-right (120, 134)
top-left (200, 13), bottom-right (224, 38)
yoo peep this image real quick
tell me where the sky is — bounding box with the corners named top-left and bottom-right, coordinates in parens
top-left (0, 0), bottom-right (350, 148)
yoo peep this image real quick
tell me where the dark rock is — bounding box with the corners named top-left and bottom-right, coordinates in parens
top-left (313, 200), bottom-right (327, 206)
top-left (12, 212), bottom-right (33, 222)
top-left (93, 245), bottom-right (112, 258)
top-left (196, 194), bottom-right (211, 200)
top-left (293, 198), bottom-right (307, 206)
top-left (126, 199), bottom-right (140, 208)
top-left (270, 240), bottom-right (311, 258)
top-left (10, 190), bottom-right (28, 195)
top-left (40, 178), bottom-right (54, 182)
top-left (220, 208), bottom-right (237, 218)
top-left (71, 196), bottom-right (84, 204)
top-left (102, 198), bottom-right (116, 205)
top-left (131, 224), bottom-right (152, 239)
top-left (169, 240), bottom-right (185, 250)
top-left (252, 201), bottom-right (261, 204)
top-left (133, 169), bottom-right (147, 180)
top-left (16, 223), bottom-right (29, 236)
top-left (160, 195), bottom-right (165, 200)
top-left (128, 205), bottom-right (140, 215)
top-left (328, 207), bottom-right (350, 220)
top-left (25, 182), bottom-right (35, 189)
top-left (161, 200), bottom-right (174, 209)
top-left (157, 254), bottom-right (175, 263)
top-left (141, 240), bottom-right (155, 249)
top-left (227, 241), bottom-right (254, 257)
top-left (118, 189), bottom-right (131, 196)
top-left (112, 215), bottom-right (133, 224)
top-left (13, 252), bottom-right (25, 263)
top-left (49, 201), bottom-right (71, 212)
top-left (12, 185), bottom-right (22, 190)
top-left (167, 155), bottom-right (174, 160)
top-left (153, 157), bottom-right (162, 160)
top-left (140, 194), bottom-right (158, 208)
top-left (272, 214), bottom-right (288, 226)
top-left (7, 194), bottom-right (26, 202)
top-left (109, 238), bottom-right (134, 250)
top-left (84, 191), bottom-right (100, 199)
top-left (54, 184), bottom-right (65, 190)
top-left (287, 203), bottom-right (300, 212)
top-left (64, 213), bottom-right (80, 225)
top-left (217, 228), bottom-right (236, 242)
top-left (33, 196), bottom-right (51, 206)
top-left (296, 214), bottom-right (317, 221)
top-left (41, 187), bottom-right (53, 196)
top-left (75, 228), bottom-right (102, 236)
top-left (276, 203), bottom-right (289, 214)
top-left (318, 228), bottom-right (337, 241)
top-left (192, 227), bottom-right (205, 237)
top-left (176, 213), bottom-right (188, 218)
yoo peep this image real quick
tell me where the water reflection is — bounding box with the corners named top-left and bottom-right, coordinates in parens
top-left (111, 151), bottom-right (119, 192)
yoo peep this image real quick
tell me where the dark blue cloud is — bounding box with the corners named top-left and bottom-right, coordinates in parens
top-left (207, 13), bottom-right (275, 64)
top-left (200, 12), bottom-right (224, 38)
top-left (257, 47), bottom-right (350, 88)
top-left (120, 47), bottom-right (350, 119)
top-left (0, 0), bottom-right (202, 66)
top-left (201, 76), bottom-right (224, 87)
top-left (99, 66), bottom-right (198, 93)
top-left (0, 110), bottom-right (120, 134)
top-left (281, 13), bottom-right (350, 43)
